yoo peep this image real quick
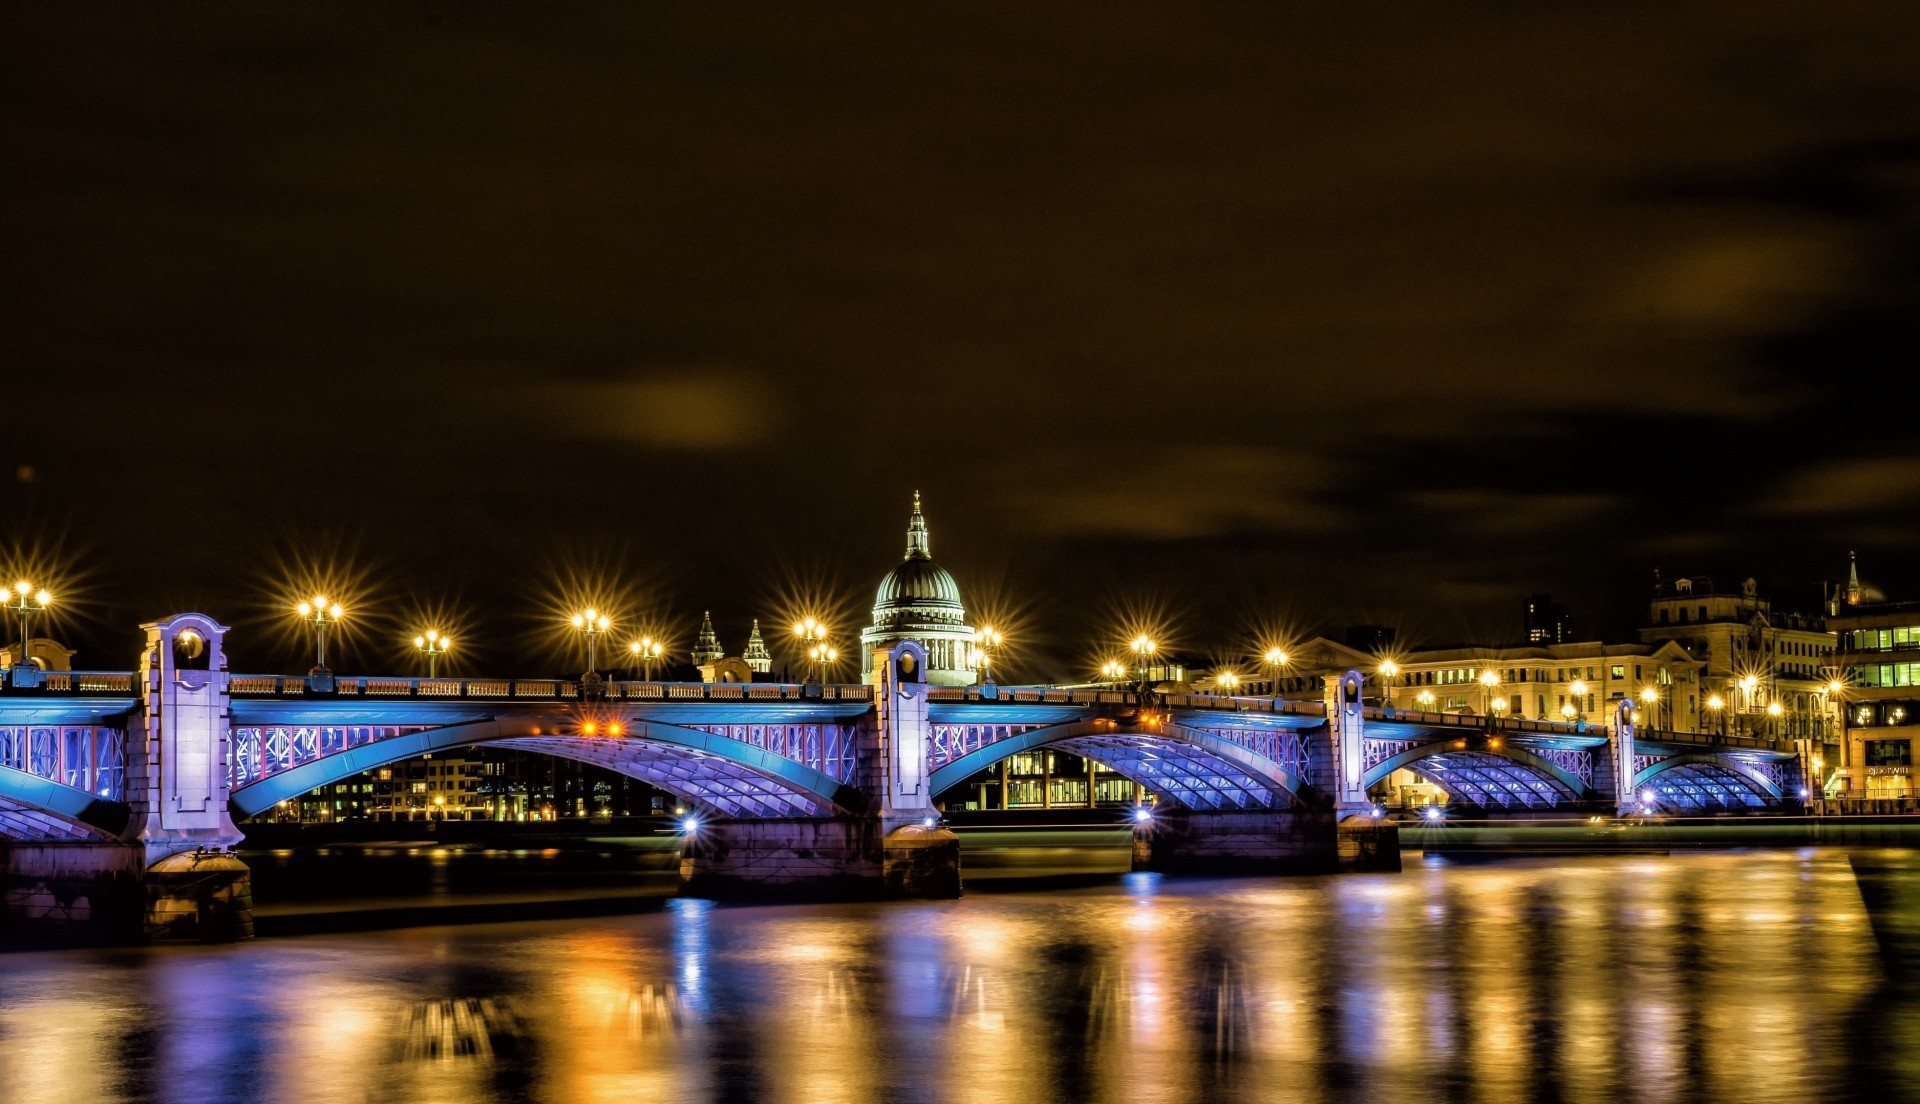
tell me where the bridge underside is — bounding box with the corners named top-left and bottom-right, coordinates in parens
top-left (228, 722), bottom-right (855, 821)
top-left (1642, 761), bottom-right (1772, 812)
top-left (1049, 734), bottom-right (1292, 811)
top-left (485, 736), bottom-right (835, 818)
top-left (0, 795), bottom-right (112, 841)
top-left (1391, 750), bottom-right (1583, 813)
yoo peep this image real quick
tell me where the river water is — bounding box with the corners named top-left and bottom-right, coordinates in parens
top-left (4, 842), bottom-right (1920, 1104)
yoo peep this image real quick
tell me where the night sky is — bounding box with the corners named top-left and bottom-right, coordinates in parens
top-left (5, 4), bottom-right (1919, 679)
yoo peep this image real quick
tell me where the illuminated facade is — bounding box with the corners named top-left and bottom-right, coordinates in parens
top-left (860, 494), bottom-right (976, 686)
top-left (1828, 587), bottom-right (1920, 800)
top-left (1637, 575), bottom-right (1838, 742)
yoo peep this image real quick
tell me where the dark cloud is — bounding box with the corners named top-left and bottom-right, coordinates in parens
top-left (4, 2), bottom-right (1920, 673)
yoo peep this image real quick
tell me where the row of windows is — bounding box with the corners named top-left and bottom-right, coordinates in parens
top-left (1857, 663), bottom-right (1920, 689)
top-left (1846, 627), bottom-right (1920, 653)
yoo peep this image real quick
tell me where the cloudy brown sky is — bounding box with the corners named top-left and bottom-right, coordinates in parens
top-left (5, 3), bottom-right (1919, 677)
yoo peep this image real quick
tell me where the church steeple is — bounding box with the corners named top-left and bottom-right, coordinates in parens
top-left (743, 618), bottom-right (772, 673)
top-left (691, 610), bottom-right (724, 664)
top-left (1847, 551), bottom-right (1863, 607)
top-left (905, 491), bottom-right (931, 561)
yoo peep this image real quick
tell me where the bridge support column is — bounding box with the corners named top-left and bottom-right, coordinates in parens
top-left (1325, 668), bottom-right (1400, 871)
top-left (677, 641), bottom-right (960, 899)
top-left (1610, 699), bottom-right (1638, 817)
top-left (129, 615), bottom-right (252, 940)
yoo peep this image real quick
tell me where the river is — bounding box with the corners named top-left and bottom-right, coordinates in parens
top-left (3, 836), bottom-right (1919, 1103)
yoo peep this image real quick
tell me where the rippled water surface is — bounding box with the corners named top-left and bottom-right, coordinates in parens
top-left (5, 848), bottom-right (1920, 1104)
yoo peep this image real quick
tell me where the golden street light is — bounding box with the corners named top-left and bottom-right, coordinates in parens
top-left (1478, 668), bottom-right (1500, 716)
top-left (1130, 635), bottom-right (1158, 688)
top-left (570, 608), bottom-right (610, 676)
top-left (793, 618), bottom-right (830, 683)
top-left (1376, 659), bottom-right (1400, 709)
top-left (296, 595), bottom-right (344, 673)
top-left (972, 626), bottom-right (1004, 687)
top-left (1262, 646), bottom-right (1291, 697)
top-left (1560, 701), bottom-right (1578, 722)
top-left (1217, 671), bottom-right (1240, 696)
top-left (413, 630), bottom-right (450, 678)
top-left (1100, 660), bottom-right (1127, 689)
top-left (628, 635), bottom-right (665, 681)
top-left (1416, 689), bottom-right (1436, 711)
top-left (1639, 685), bottom-right (1660, 732)
top-left (6, 580), bottom-right (51, 672)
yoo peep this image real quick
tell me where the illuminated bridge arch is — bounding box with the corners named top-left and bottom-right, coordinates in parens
top-left (1632, 754), bottom-right (1782, 811)
top-left (0, 767), bottom-right (128, 841)
top-left (229, 718), bottom-right (862, 820)
top-left (1363, 741), bottom-right (1594, 812)
top-left (926, 720), bottom-right (1310, 811)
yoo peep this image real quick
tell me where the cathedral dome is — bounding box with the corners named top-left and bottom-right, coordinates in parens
top-left (871, 493), bottom-right (965, 623)
top-left (862, 494), bottom-right (976, 686)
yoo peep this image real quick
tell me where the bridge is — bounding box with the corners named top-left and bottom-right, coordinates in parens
top-left (0, 613), bottom-right (1802, 940)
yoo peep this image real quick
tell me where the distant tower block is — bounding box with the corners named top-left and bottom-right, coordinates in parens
top-left (743, 619), bottom-right (772, 674)
top-left (691, 610), bottom-right (724, 666)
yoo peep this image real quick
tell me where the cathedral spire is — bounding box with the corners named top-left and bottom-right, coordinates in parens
top-left (905, 491), bottom-right (931, 560)
top-left (692, 610), bottom-right (724, 664)
top-left (743, 618), bottom-right (772, 673)
top-left (1847, 551), bottom-right (1863, 606)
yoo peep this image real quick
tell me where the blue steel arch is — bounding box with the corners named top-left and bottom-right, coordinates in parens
top-left (1632, 753), bottom-right (1782, 805)
top-left (927, 720), bottom-right (1309, 810)
top-left (1363, 741), bottom-right (1594, 798)
top-left (0, 765), bottom-right (127, 840)
top-left (230, 717), bottom-right (862, 819)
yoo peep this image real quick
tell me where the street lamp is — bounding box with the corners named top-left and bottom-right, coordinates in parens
top-left (570, 609), bottom-right (610, 677)
top-left (1100, 660), bottom-right (1127, 690)
top-left (793, 618), bottom-right (830, 684)
top-left (296, 595), bottom-right (343, 674)
top-left (6, 581), bottom-right (51, 671)
top-left (1767, 698), bottom-right (1784, 738)
top-left (1415, 689), bottom-right (1436, 711)
top-left (1376, 659), bottom-right (1399, 709)
top-left (807, 642), bottom-right (839, 683)
top-left (1560, 701), bottom-right (1578, 723)
top-left (412, 630), bottom-right (450, 678)
top-left (1706, 693), bottom-right (1727, 737)
top-left (1263, 646), bottom-right (1290, 698)
top-left (1216, 671), bottom-right (1240, 697)
top-left (1490, 696), bottom-right (1509, 717)
top-left (1639, 686), bottom-right (1660, 733)
top-left (972, 626), bottom-right (1004, 688)
top-left (1569, 679), bottom-right (1588, 722)
top-left (1478, 669), bottom-right (1500, 716)
top-left (1130, 635), bottom-right (1158, 691)
top-left (628, 636), bottom-right (665, 681)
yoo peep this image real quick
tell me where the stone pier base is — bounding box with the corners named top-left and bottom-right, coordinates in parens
top-left (1, 841), bottom-right (146, 941)
top-left (1132, 809), bottom-right (1401, 875)
top-left (2, 842), bottom-right (254, 943)
top-left (680, 817), bottom-right (962, 899)
top-left (145, 851), bottom-right (254, 942)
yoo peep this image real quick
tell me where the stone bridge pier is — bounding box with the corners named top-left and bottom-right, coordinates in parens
top-left (679, 639), bottom-right (961, 898)
top-left (1130, 669), bottom-right (1401, 875)
top-left (2, 613), bottom-right (252, 942)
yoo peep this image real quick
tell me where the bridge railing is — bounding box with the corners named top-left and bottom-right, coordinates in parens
top-left (0, 670), bottom-right (137, 695)
top-left (226, 676), bottom-right (874, 703)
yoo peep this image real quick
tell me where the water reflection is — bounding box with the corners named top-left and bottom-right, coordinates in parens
top-left (0, 850), bottom-right (1912, 1103)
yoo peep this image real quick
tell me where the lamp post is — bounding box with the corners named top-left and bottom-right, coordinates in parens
top-left (1263, 646), bottom-right (1290, 699)
top-left (1639, 686), bottom-right (1661, 734)
top-left (1569, 679), bottom-right (1588, 724)
top-left (1706, 693), bottom-right (1726, 737)
top-left (1216, 671), bottom-right (1240, 698)
top-left (629, 636), bottom-right (664, 681)
top-left (570, 609), bottom-right (610, 677)
top-left (1738, 674), bottom-right (1760, 738)
top-left (972, 626), bottom-right (1004, 688)
top-left (6, 581), bottom-right (51, 672)
top-left (793, 618), bottom-right (830, 685)
top-left (1101, 660), bottom-right (1127, 691)
top-left (296, 595), bottom-right (343, 674)
top-left (1767, 698), bottom-right (1784, 739)
top-left (1416, 689), bottom-right (1436, 712)
top-left (807, 642), bottom-right (839, 684)
top-left (1130, 635), bottom-right (1158, 695)
top-left (1478, 669), bottom-right (1500, 719)
top-left (1376, 659), bottom-right (1399, 710)
top-left (413, 630), bottom-right (450, 678)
